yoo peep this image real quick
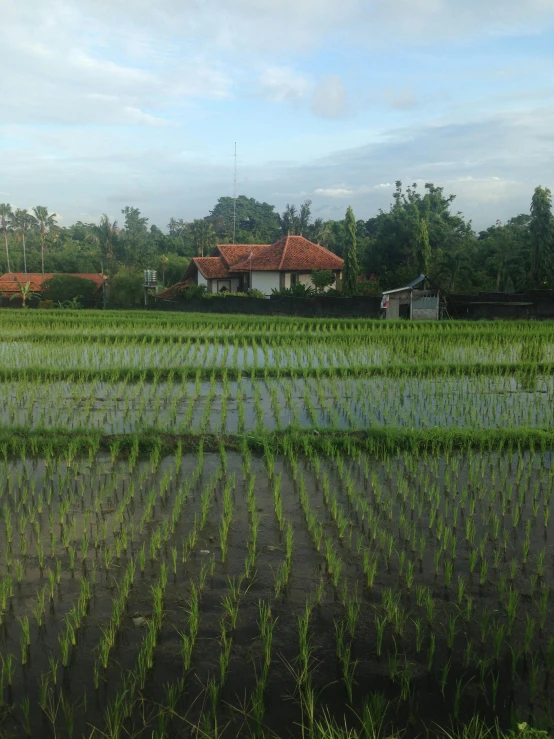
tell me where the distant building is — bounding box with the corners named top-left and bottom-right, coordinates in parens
top-left (381, 275), bottom-right (440, 320)
top-left (0, 273), bottom-right (106, 298)
top-left (157, 236), bottom-right (344, 298)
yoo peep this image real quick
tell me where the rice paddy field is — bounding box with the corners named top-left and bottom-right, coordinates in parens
top-left (1, 310), bottom-right (554, 739)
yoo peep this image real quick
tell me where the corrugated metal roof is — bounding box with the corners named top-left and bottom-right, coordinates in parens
top-left (382, 274), bottom-right (427, 296)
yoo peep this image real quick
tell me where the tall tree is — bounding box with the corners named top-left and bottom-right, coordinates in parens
top-left (91, 215), bottom-right (119, 262)
top-left (343, 206), bottom-right (359, 295)
top-left (308, 217), bottom-right (331, 246)
top-left (120, 206), bottom-right (152, 267)
top-left (209, 196), bottom-right (281, 243)
top-left (31, 206), bottom-right (58, 278)
top-left (191, 219), bottom-right (216, 257)
top-left (0, 203), bottom-right (12, 274)
top-left (416, 218), bottom-right (431, 275)
top-left (281, 204), bottom-right (298, 236)
top-left (280, 200), bottom-right (313, 236)
top-left (529, 186), bottom-right (553, 285)
top-left (298, 200), bottom-right (312, 236)
top-left (9, 208), bottom-right (32, 275)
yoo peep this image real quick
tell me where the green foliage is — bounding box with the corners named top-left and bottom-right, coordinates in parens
top-left (1, 182), bottom-right (553, 299)
top-left (342, 206), bottom-right (359, 295)
top-left (417, 219), bottom-right (431, 275)
top-left (175, 284), bottom-right (208, 300)
top-left (209, 195), bottom-right (281, 243)
top-left (9, 279), bottom-right (38, 308)
top-left (158, 254), bottom-right (190, 287)
top-left (42, 275), bottom-right (99, 307)
top-left (507, 724), bottom-right (548, 739)
top-left (529, 186), bottom-right (553, 285)
top-left (271, 283), bottom-right (316, 297)
top-left (108, 269), bottom-right (144, 308)
top-left (311, 270), bottom-right (336, 293)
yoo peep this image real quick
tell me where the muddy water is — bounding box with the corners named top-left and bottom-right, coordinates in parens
top-left (1, 450), bottom-right (554, 736)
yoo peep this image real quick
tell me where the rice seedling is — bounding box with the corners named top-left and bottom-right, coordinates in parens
top-left (3, 315), bottom-right (554, 736)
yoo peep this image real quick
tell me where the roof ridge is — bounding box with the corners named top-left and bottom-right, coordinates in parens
top-left (278, 234), bottom-right (290, 271)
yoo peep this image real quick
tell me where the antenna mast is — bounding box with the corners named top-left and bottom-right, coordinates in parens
top-left (232, 142), bottom-right (237, 244)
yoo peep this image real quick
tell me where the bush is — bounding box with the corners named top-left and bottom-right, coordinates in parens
top-left (108, 269), bottom-right (144, 308)
top-left (206, 289), bottom-right (267, 299)
top-left (271, 283), bottom-right (316, 297)
top-left (42, 275), bottom-right (100, 307)
top-left (176, 284), bottom-right (208, 299)
top-left (38, 299), bottom-right (55, 309)
top-left (354, 277), bottom-right (381, 296)
top-left (311, 270), bottom-right (336, 293)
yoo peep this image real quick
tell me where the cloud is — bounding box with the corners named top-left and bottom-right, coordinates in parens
top-left (2, 0), bottom-right (554, 231)
top-left (384, 88), bottom-right (418, 110)
top-left (257, 67), bottom-right (311, 103)
top-left (315, 187), bottom-right (353, 197)
top-left (311, 75), bottom-right (349, 119)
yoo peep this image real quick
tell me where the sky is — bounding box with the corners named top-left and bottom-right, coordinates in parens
top-left (1, 0), bottom-right (554, 231)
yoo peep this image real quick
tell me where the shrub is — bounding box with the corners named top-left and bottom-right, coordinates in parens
top-left (311, 270), bottom-right (336, 293)
top-left (42, 275), bottom-right (99, 307)
top-left (176, 284), bottom-right (208, 299)
top-left (108, 269), bottom-right (144, 308)
top-left (271, 283), bottom-right (316, 298)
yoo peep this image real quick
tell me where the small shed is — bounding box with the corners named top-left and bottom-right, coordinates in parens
top-left (381, 275), bottom-right (440, 320)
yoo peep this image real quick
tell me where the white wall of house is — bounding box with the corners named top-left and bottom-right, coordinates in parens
top-left (251, 271), bottom-right (280, 296)
top-left (298, 273), bottom-right (315, 288)
top-left (283, 272), bottom-right (291, 289)
top-left (197, 272), bottom-right (208, 288)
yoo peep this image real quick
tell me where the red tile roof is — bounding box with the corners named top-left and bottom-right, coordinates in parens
top-left (191, 258), bottom-right (230, 279)
top-left (0, 273), bottom-right (106, 293)
top-left (215, 244), bottom-right (268, 268)
top-left (176, 237), bottom-right (343, 286)
top-left (232, 236), bottom-right (344, 272)
top-left (156, 280), bottom-right (194, 300)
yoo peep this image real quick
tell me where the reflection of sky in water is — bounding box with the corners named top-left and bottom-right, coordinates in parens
top-left (0, 340), bottom-right (550, 369)
top-left (0, 375), bottom-right (552, 433)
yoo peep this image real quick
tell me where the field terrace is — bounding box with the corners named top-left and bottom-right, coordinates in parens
top-left (0, 309), bottom-right (553, 739)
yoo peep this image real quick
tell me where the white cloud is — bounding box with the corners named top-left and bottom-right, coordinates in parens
top-left (384, 88), bottom-right (418, 110)
top-left (311, 75), bottom-right (349, 119)
top-left (258, 67), bottom-right (311, 103)
top-left (315, 187), bottom-right (353, 197)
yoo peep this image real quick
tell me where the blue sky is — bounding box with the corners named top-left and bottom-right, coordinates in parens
top-left (1, 0), bottom-right (554, 230)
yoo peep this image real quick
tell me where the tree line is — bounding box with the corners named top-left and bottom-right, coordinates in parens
top-left (1, 183), bottom-right (553, 300)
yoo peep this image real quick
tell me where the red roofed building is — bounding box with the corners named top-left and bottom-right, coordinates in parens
top-left (164, 236), bottom-right (343, 297)
top-left (0, 273), bottom-right (106, 298)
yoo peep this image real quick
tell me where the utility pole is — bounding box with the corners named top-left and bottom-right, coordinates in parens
top-left (232, 142), bottom-right (237, 244)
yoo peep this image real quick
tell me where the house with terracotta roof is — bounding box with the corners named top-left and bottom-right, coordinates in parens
top-left (0, 273), bottom-right (106, 299)
top-left (164, 236), bottom-right (344, 297)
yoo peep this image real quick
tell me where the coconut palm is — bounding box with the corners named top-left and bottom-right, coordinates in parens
top-left (298, 200), bottom-right (312, 236)
top-left (9, 208), bottom-right (32, 276)
top-left (191, 219), bottom-right (216, 257)
top-left (0, 203), bottom-right (12, 274)
top-left (32, 206), bottom-right (58, 279)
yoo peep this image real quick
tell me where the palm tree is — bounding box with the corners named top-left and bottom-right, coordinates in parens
top-left (32, 206), bottom-right (58, 279)
top-left (89, 215), bottom-right (118, 261)
top-left (9, 209), bottom-right (32, 276)
top-left (308, 218), bottom-right (331, 246)
top-left (281, 204), bottom-right (298, 236)
top-left (0, 203), bottom-right (12, 274)
top-left (191, 219), bottom-right (216, 257)
top-left (298, 200), bottom-right (312, 236)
